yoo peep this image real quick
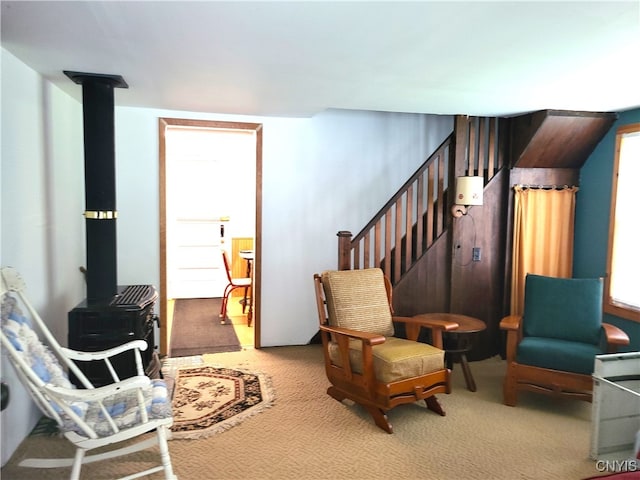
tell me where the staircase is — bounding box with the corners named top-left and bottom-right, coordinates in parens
top-left (337, 116), bottom-right (504, 287)
top-left (333, 111), bottom-right (615, 360)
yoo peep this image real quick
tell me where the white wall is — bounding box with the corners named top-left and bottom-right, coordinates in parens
top-left (0, 49), bottom-right (453, 464)
top-left (1, 48), bottom-right (86, 465)
top-left (115, 108), bottom-right (452, 347)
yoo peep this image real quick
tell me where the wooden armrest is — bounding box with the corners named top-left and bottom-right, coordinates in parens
top-left (62, 341), bottom-right (148, 387)
top-left (319, 324), bottom-right (386, 346)
top-left (500, 315), bottom-right (522, 362)
top-left (393, 316), bottom-right (459, 331)
top-left (392, 316), bottom-right (458, 349)
top-left (47, 375), bottom-right (151, 400)
top-left (500, 315), bottom-right (522, 331)
top-left (320, 324), bottom-right (380, 391)
top-left (602, 323), bottom-right (630, 348)
top-left (61, 339), bottom-right (149, 361)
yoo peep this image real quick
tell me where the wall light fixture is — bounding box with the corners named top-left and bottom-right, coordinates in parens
top-left (451, 176), bottom-right (484, 217)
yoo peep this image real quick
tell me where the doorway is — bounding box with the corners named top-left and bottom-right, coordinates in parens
top-left (159, 118), bottom-right (263, 355)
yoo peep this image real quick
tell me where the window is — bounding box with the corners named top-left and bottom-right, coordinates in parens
top-left (605, 123), bottom-right (640, 321)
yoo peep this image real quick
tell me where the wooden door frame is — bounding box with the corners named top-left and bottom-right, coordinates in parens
top-left (158, 117), bottom-right (263, 354)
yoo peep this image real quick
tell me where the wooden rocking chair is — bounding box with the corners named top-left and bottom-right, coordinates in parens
top-left (313, 268), bottom-right (458, 433)
top-left (0, 266), bottom-right (177, 479)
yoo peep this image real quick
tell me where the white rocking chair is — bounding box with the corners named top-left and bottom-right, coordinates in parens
top-left (0, 267), bottom-right (177, 480)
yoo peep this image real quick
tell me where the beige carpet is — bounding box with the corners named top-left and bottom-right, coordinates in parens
top-left (1, 345), bottom-right (609, 480)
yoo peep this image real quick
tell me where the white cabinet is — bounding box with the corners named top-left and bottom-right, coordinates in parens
top-left (591, 352), bottom-right (640, 461)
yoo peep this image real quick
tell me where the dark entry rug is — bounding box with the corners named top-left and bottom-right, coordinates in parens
top-left (171, 298), bottom-right (242, 357)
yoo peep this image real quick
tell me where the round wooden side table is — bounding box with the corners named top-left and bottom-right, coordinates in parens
top-left (413, 313), bottom-right (486, 392)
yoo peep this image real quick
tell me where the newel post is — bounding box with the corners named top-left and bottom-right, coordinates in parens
top-left (337, 231), bottom-right (353, 270)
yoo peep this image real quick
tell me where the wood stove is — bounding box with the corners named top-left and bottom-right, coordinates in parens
top-left (65, 71), bottom-right (158, 386)
top-left (69, 285), bottom-right (158, 386)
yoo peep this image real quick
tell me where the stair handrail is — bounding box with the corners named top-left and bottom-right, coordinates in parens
top-left (338, 116), bottom-right (504, 287)
top-left (338, 133), bottom-right (454, 282)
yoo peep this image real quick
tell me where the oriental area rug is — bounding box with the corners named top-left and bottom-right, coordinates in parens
top-left (168, 363), bottom-right (275, 439)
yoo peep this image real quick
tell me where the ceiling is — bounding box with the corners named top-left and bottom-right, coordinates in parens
top-left (2, 1), bottom-right (639, 118)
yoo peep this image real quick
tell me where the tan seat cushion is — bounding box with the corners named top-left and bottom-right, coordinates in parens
top-left (328, 337), bottom-right (445, 383)
top-left (321, 268), bottom-right (394, 337)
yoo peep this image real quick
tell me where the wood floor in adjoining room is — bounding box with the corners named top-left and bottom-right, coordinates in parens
top-left (222, 294), bottom-right (254, 347)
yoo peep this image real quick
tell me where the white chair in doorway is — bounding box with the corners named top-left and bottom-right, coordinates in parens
top-left (0, 266), bottom-right (177, 480)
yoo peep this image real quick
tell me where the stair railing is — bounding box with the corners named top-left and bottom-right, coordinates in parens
top-left (338, 134), bottom-right (454, 284)
top-left (338, 116), bottom-right (503, 286)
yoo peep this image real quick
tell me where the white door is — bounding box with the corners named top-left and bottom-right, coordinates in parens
top-left (166, 134), bottom-right (227, 299)
top-left (166, 158), bottom-right (228, 298)
top-left (170, 218), bottom-right (226, 299)
top-left (165, 127), bottom-right (255, 299)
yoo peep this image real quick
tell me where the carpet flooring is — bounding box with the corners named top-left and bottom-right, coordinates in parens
top-left (170, 298), bottom-right (241, 357)
top-left (1, 348), bottom-right (612, 480)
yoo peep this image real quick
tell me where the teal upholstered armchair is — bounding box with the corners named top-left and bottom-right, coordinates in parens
top-left (500, 274), bottom-right (630, 406)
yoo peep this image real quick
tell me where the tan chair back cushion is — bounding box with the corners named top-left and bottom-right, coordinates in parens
top-left (321, 268), bottom-right (394, 337)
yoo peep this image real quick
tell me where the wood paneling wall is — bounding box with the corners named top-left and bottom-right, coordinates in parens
top-left (394, 116), bottom-right (508, 360)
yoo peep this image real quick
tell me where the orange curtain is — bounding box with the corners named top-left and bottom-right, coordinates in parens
top-left (510, 186), bottom-right (578, 315)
